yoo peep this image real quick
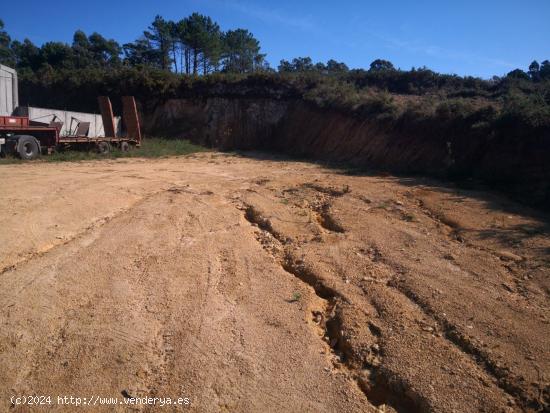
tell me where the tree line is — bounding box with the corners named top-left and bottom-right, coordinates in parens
top-left (2, 15), bottom-right (548, 84)
top-left (0, 15), bottom-right (267, 74)
top-left (511, 60), bottom-right (550, 81)
top-left (124, 14), bottom-right (268, 74)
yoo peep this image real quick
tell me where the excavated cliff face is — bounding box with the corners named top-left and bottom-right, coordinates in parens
top-left (145, 98), bottom-right (549, 206)
top-left (271, 103), bottom-right (450, 174)
top-left (144, 98), bottom-right (289, 150)
top-left (146, 98), bottom-right (449, 171)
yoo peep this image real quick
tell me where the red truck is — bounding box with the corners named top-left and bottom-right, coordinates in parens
top-left (0, 96), bottom-right (142, 160)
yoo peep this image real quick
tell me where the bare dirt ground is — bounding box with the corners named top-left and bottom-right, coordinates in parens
top-left (0, 152), bottom-right (548, 412)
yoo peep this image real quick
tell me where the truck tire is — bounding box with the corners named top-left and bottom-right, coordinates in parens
top-left (97, 141), bottom-right (111, 154)
top-left (120, 141), bottom-right (130, 152)
top-left (16, 135), bottom-right (41, 160)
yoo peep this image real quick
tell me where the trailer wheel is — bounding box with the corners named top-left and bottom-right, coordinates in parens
top-left (16, 135), bottom-right (41, 160)
top-left (97, 141), bottom-right (111, 154)
top-left (120, 141), bottom-right (130, 152)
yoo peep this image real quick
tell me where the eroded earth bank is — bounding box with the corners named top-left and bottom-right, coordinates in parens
top-left (0, 153), bottom-right (548, 412)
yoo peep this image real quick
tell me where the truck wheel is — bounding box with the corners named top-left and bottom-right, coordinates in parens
top-left (16, 135), bottom-right (41, 160)
top-left (97, 142), bottom-right (111, 154)
top-left (120, 141), bottom-right (130, 152)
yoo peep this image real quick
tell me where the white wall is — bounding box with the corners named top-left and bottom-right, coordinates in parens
top-left (0, 64), bottom-right (18, 116)
top-left (23, 106), bottom-right (121, 137)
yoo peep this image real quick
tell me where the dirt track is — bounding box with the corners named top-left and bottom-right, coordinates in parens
top-left (0, 152), bottom-right (548, 412)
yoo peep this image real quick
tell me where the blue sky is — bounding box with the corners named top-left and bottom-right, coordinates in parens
top-left (2, 0), bottom-right (548, 78)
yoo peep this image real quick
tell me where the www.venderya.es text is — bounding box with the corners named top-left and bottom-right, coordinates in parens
top-left (11, 395), bottom-right (191, 408)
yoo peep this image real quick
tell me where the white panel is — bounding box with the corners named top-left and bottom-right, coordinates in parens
top-left (5, 75), bottom-right (12, 115)
top-left (0, 65), bottom-right (16, 115)
top-left (26, 106), bottom-right (121, 137)
top-left (0, 70), bottom-right (8, 115)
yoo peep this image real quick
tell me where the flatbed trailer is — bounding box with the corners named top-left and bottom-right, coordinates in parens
top-left (0, 96), bottom-right (141, 159)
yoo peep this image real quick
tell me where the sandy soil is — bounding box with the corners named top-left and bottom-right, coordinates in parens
top-left (0, 152), bottom-right (548, 412)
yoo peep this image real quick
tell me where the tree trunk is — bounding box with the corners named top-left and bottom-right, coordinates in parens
top-left (180, 45), bottom-right (183, 73)
top-left (160, 40), bottom-right (167, 70)
top-left (184, 48), bottom-right (190, 74)
top-left (193, 49), bottom-right (198, 75)
top-left (172, 45), bottom-right (178, 73)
